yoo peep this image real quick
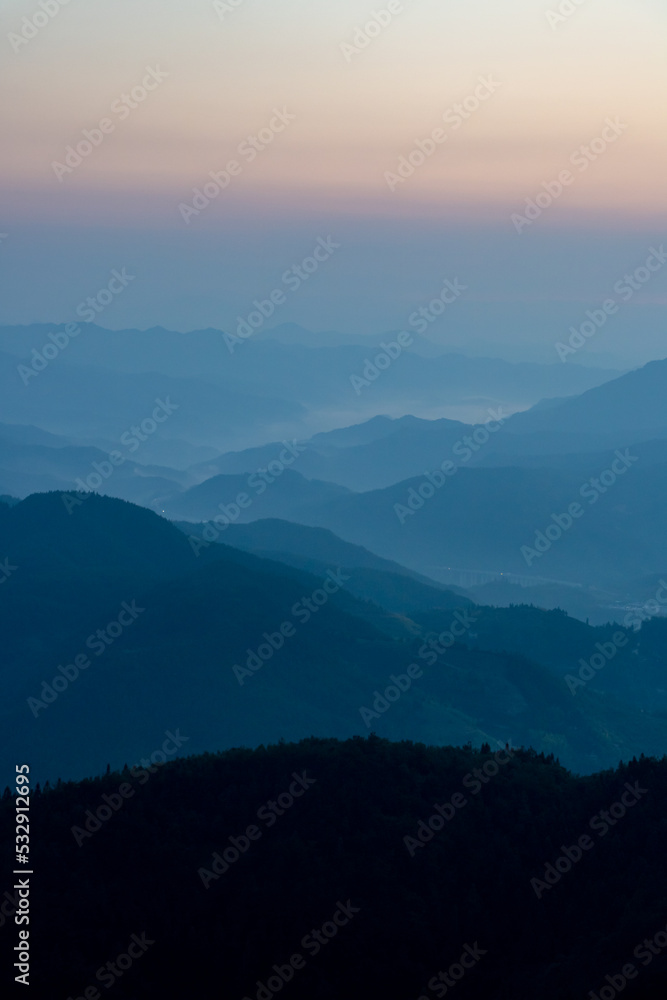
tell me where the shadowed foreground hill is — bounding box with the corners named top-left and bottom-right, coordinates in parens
top-left (3, 737), bottom-right (666, 998)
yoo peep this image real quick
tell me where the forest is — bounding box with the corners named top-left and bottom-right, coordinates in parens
top-left (2, 736), bottom-right (666, 998)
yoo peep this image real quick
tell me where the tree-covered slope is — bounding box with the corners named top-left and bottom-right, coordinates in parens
top-left (3, 737), bottom-right (666, 999)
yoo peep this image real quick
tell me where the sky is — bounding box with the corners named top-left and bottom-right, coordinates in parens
top-left (1, 0), bottom-right (665, 365)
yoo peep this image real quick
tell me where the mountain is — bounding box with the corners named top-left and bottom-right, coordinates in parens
top-left (191, 416), bottom-right (474, 492)
top-left (0, 420), bottom-right (70, 448)
top-left (463, 578), bottom-right (624, 627)
top-left (413, 601), bottom-right (667, 716)
top-left (251, 321), bottom-right (374, 348)
top-left (282, 461), bottom-right (667, 589)
top-left (213, 516), bottom-right (433, 577)
top-left (308, 414), bottom-right (407, 448)
top-left (0, 429), bottom-right (188, 506)
top-left (204, 517), bottom-right (472, 615)
top-left (0, 347), bottom-right (305, 460)
top-left (0, 325), bottom-right (620, 433)
top-left (194, 357), bottom-right (667, 492)
top-left (163, 469), bottom-right (352, 522)
top-left (506, 358), bottom-right (667, 442)
top-left (8, 738), bottom-right (667, 998)
top-left (3, 493), bottom-right (667, 784)
top-left (0, 492), bottom-right (405, 781)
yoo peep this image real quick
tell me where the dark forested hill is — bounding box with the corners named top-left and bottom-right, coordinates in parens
top-left (2, 737), bottom-right (666, 999)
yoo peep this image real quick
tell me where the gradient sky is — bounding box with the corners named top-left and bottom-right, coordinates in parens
top-left (1, 0), bottom-right (665, 364)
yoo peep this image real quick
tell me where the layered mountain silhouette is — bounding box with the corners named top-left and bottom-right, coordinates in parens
top-left (195, 359), bottom-right (667, 490)
top-left (3, 492), bottom-right (667, 784)
top-left (0, 323), bottom-right (619, 456)
top-left (4, 356), bottom-right (667, 605)
top-left (187, 517), bottom-right (473, 615)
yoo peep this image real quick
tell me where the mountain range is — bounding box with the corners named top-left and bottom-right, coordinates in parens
top-left (3, 491), bottom-right (667, 785)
